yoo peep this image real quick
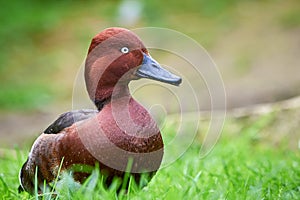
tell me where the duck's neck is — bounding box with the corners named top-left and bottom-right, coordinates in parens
top-left (94, 97), bottom-right (111, 111)
top-left (94, 82), bottom-right (130, 111)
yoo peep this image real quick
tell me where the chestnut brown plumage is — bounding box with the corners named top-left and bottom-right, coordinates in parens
top-left (19, 27), bottom-right (181, 194)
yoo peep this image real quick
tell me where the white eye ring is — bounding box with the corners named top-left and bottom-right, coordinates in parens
top-left (120, 47), bottom-right (129, 54)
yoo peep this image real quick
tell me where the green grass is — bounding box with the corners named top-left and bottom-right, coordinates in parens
top-left (279, 8), bottom-right (300, 29)
top-left (1, 0), bottom-right (300, 111)
top-left (1, 113), bottom-right (299, 199)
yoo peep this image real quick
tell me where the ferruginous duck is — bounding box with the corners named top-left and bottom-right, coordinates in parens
top-left (19, 27), bottom-right (181, 194)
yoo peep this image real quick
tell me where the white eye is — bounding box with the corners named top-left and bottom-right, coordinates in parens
top-left (120, 47), bottom-right (129, 54)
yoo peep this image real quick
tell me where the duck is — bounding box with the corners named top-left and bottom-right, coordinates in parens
top-left (19, 27), bottom-right (182, 194)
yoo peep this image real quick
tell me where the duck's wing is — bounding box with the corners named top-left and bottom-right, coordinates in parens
top-left (19, 109), bottom-right (98, 193)
top-left (44, 109), bottom-right (98, 134)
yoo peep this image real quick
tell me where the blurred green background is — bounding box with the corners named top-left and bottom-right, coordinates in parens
top-left (0, 0), bottom-right (300, 146)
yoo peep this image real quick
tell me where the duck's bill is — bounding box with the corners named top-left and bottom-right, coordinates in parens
top-left (135, 53), bottom-right (182, 86)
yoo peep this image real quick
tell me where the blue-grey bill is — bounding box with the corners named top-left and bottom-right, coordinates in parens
top-left (135, 53), bottom-right (182, 86)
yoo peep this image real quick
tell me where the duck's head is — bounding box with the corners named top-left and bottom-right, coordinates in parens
top-left (85, 27), bottom-right (181, 108)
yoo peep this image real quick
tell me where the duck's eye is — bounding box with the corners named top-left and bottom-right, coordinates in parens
top-left (120, 47), bottom-right (129, 54)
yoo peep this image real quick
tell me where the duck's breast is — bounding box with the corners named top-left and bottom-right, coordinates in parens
top-left (76, 97), bottom-right (164, 173)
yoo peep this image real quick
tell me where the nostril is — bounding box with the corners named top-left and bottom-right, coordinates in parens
top-left (152, 64), bottom-right (158, 68)
top-left (151, 62), bottom-right (160, 69)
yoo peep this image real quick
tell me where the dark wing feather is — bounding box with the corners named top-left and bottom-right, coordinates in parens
top-left (44, 109), bottom-right (98, 134)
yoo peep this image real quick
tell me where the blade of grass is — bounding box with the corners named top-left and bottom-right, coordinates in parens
top-left (50, 157), bottom-right (65, 196)
top-left (121, 157), bottom-right (133, 192)
top-left (0, 175), bottom-right (9, 195)
top-left (34, 166), bottom-right (38, 200)
top-left (127, 176), bottom-right (133, 200)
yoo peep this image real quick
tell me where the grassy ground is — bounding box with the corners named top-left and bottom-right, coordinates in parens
top-left (1, 111), bottom-right (299, 199)
top-left (0, 0), bottom-right (300, 199)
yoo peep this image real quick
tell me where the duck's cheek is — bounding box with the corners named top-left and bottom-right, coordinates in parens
top-left (111, 51), bottom-right (143, 76)
top-left (130, 50), bottom-right (144, 66)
